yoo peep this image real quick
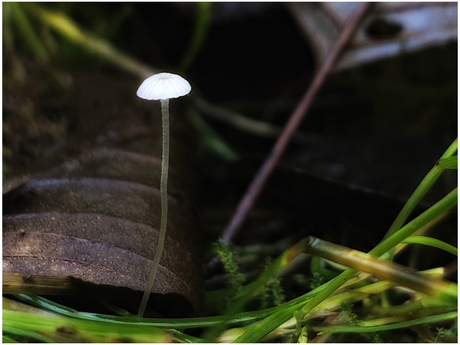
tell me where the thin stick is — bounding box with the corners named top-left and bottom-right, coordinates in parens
top-left (138, 99), bottom-right (170, 317)
top-left (221, 3), bottom-right (372, 244)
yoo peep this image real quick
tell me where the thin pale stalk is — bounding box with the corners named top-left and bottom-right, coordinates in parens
top-left (138, 99), bottom-right (170, 317)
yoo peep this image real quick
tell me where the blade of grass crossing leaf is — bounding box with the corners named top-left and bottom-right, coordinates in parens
top-left (13, 294), bottom-right (271, 329)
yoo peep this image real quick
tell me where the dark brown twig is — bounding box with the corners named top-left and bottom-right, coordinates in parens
top-left (220, 3), bottom-right (372, 244)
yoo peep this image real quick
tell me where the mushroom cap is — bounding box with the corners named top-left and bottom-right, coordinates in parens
top-left (136, 72), bottom-right (191, 100)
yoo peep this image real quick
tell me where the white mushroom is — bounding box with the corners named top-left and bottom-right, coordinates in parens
top-left (136, 72), bottom-right (191, 317)
top-left (136, 72), bottom-right (191, 100)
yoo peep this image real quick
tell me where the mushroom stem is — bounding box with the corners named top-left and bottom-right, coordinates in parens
top-left (135, 72), bottom-right (190, 317)
top-left (138, 98), bottom-right (170, 317)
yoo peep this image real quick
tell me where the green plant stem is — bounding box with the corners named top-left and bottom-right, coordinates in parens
top-left (138, 99), bottom-right (170, 317)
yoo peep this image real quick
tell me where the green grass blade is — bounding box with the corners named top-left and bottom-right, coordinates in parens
top-left (13, 294), bottom-right (273, 328)
top-left (233, 304), bottom-right (298, 343)
top-left (3, 309), bottom-right (173, 343)
top-left (385, 138), bottom-right (457, 239)
top-left (2, 335), bottom-right (20, 343)
top-left (402, 236), bottom-right (458, 256)
top-left (3, 325), bottom-right (56, 343)
top-left (314, 311), bottom-right (458, 334)
top-left (371, 188), bottom-right (457, 259)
